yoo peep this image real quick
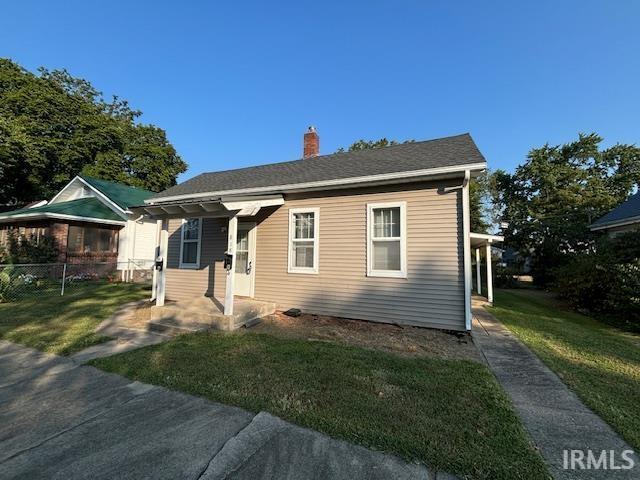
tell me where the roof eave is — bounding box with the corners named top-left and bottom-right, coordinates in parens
top-left (146, 162), bottom-right (487, 205)
top-left (590, 215), bottom-right (640, 231)
top-left (0, 213), bottom-right (126, 226)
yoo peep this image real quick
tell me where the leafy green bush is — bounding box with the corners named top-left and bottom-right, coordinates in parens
top-left (0, 265), bottom-right (15, 302)
top-left (0, 233), bottom-right (59, 264)
top-left (494, 265), bottom-right (521, 288)
top-left (553, 232), bottom-right (640, 331)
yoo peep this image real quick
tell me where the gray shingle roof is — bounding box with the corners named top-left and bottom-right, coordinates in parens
top-left (592, 191), bottom-right (640, 228)
top-left (150, 133), bottom-right (485, 201)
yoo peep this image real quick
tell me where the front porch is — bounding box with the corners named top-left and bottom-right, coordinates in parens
top-left (137, 194), bottom-right (285, 317)
top-left (149, 296), bottom-right (276, 334)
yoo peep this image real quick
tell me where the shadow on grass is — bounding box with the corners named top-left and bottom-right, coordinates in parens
top-left (0, 282), bottom-right (150, 355)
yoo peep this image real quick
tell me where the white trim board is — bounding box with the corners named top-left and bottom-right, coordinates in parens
top-left (178, 217), bottom-right (203, 269)
top-left (0, 213), bottom-right (125, 226)
top-left (145, 162), bottom-right (487, 205)
top-left (590, 216), bottom-right (640, 231)
top-left (49, 176), bottom-right (129, 218)
top-left (366, 201), bottom-right (407, 279)
top-left (287, 207), bottom-right (320, 275)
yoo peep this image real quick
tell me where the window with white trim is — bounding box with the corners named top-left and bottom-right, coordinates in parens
top-left (288, 208), bottom-right (319, 274)
top-left (179, 218), bottom-right (202, 268)
top-left (367, 202), bottom-right (407, 278)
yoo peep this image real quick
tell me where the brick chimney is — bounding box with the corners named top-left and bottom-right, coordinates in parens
top-left (303, 126), bottom-right (319, 158)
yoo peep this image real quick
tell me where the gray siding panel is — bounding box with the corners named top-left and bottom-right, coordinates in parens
top-left (163, 180), bottom-right (465, 330)
top-left (253, 180), bottom-right (465, 330)
top-left (165, 217), bottom-right (227, 301)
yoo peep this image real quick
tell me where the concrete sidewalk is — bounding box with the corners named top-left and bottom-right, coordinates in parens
top-left (472, 305), bottom-right (638, 480)
top-left (0, 341), bottom-right (450, 480)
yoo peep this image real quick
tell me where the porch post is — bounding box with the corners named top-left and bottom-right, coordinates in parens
top-left (156, 220), bottom-right (168, 307)
top-left (486, 243), bottom-right (494, 304)
top-left (475, 247), bottom-right (482, 295)
top-left (224, 216), bottom-right (238, 315)
top-left (151, 219), bottom-right (161, 300)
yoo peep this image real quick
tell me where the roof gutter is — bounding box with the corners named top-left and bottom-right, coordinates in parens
top-left (461, 170), bottom-right (472, 331)
top-left (0, 213), bottom-right (126, 226)
top-left (145, 162), bottom-right (487, 205)
top-left (590, 215), bottom-right (640, 231)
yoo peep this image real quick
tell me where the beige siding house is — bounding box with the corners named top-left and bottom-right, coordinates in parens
top-left (139, 130), bottom-right (495, 331)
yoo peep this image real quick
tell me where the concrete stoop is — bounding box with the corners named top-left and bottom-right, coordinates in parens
top-left (149, 296), bottom-right (275, 335)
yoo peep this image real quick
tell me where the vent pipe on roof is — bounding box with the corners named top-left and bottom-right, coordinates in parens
top-left (303, 126), bottom-right (319, 158)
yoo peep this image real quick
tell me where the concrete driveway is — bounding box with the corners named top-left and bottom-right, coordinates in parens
top-left (0, 341), bottom-right (446, 480)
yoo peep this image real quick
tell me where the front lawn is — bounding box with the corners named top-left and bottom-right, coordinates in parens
top-left (0, 282), bottom-right (150, 355)
top-left (92, 331), bottom-right (548, 480)
top-left (490, 289), bottom-right (640, 451)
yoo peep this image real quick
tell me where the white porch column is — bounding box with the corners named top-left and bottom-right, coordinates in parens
top-left (224, 216), bottom-right (238, 315)
top-left (156, 220), bottom-right (168, 306)
top-left (151, 219), bottom-right (160, 300)
top-left (475, 248), bottom-right (482, 295)
top-left (486, 243), bottom-right (494, 304)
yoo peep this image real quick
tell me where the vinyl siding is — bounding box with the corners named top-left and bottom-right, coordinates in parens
top-left (252, 180), bottom-right (465, 330)
top-left (164, 217), bottom-right (227, 301)
top-left (117, 218), bottom-right (158, 264)
top-left (162, 179), bottom-right (465, 330)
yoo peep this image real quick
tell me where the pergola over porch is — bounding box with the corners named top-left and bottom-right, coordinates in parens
top-left (132, 194), bottom-right (285, 316)
top-left (470, 232), bottom-right (504, 304)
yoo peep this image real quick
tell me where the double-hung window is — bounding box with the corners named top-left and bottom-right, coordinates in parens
top-left (367, 202), bottom-right (407, 278)
top-left (288, 208), bottom-right (319, 274)
top-left (179, 218), bottom-right (202, 268)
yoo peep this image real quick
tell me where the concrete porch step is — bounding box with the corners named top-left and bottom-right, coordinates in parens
top-left (148, 319), bottom-right (210, 336)
top-left (149, 296), bottom-right (276, 335)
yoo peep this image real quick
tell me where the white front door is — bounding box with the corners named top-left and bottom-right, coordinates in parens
top-left (234, 223), bottom-right (256, 297)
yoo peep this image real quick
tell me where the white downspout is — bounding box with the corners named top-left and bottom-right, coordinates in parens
top-left (462, 170), bottom-right (472, 330)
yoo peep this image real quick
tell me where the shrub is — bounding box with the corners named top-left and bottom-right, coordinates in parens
top-left (494, 265), bottom-right (521, 288)
top-left (0, 233), bottom-right (59, 264)
top-left (553, 232), bottom-right (640, 331)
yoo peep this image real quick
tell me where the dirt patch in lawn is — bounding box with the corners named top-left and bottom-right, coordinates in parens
top-left (250, 311), bottom-right (482, 362)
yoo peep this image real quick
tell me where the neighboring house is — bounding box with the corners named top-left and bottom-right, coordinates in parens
top-left (0, 176), bottom-right (157, 274)
top-left (498, 246), bottom-right (532, 273)
top-left (138, 129), bottom-right (500, 332)
top-left (590, 192), bottom-right (640, 236)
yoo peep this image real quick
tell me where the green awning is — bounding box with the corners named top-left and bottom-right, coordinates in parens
top-left (0, 198), bottom-right (124, 223)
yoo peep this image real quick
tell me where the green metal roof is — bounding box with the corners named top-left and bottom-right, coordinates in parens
top-left (82, 177), bottom-right (154, 210)
top-left (0, 197), bottom-right (124, 222)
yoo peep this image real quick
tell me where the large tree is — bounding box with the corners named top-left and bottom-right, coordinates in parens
top-left (337, 138), bottom-right (490, 232)
top-left (494, 133), bottom-right (640, 284)
top-left (0, 59), bottom-right (187, 205)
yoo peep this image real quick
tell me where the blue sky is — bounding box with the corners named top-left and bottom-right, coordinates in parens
top-left (2, 1), bottom-right (639, 182)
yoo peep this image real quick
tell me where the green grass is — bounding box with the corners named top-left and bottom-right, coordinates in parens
top-left (490, 289), bottom-right (640, 451)
top-left (91, 331), bottom-right (548, 480)
top-left (0, 282), bottom-right (150, 355)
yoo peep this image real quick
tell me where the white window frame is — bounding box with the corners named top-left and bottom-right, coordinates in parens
top-left (367, 201), bottom-right (407, 278)
top-left (179, 217), bottom-right (202, 269)
top-left (287, 207), bottom-right (319, 274)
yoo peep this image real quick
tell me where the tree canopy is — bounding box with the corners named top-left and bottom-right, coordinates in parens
top-left (0, 59), bottom-right (187, 205)
top-left (337, 138), bottom-right (405, 152)
top-left (494, 133), bottom-right (640, 284)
